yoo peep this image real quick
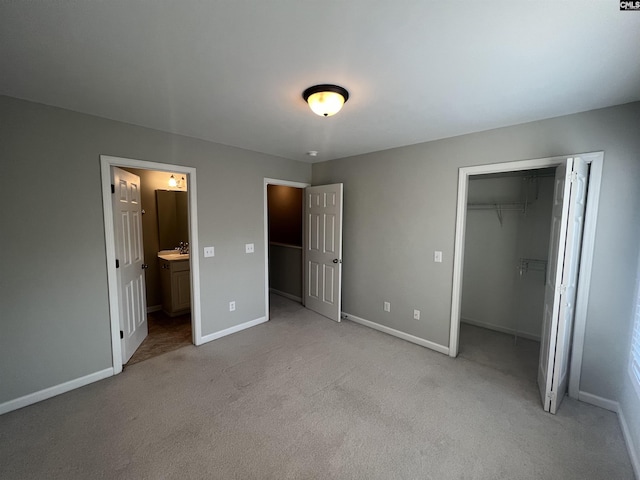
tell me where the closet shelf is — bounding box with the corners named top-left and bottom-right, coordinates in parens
top-left (269, 241), bottom-right (303, 250)
top-left (467, 202), bottom-right (526, 211)
top-left (518, 258), bottom-right (547, 279)
top-left (467, 202), bottom-right (527, 226)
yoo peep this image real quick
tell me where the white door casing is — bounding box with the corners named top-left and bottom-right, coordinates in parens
top-left (537, 157), bottom-right (588, 413)
top-left (304, 184), bottom-right (344, 322)
top-left (112, 167), bottom-right (148, 364)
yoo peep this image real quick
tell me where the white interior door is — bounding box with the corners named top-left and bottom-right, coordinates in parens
top-left (538, 157), bottom-right (588, 413)
top-left (304, 184), bottom-right (343, 322)
top-left (112, 167), bottom-right (148, 364)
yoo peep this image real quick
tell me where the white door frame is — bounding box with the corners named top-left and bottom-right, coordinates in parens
top-left (101, 155), bottom-right (203, 375)
top-left (449, 152), bottom-right (603, 399)
top-left (263, 178), bottom-right (310, 319)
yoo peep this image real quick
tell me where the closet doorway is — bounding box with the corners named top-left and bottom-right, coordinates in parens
top-left (263, 178), bottom-right (310, 319)
top-left (458, 168), bottom-right (555, 385)
top-left (449, 152), bottom-right (604, 413)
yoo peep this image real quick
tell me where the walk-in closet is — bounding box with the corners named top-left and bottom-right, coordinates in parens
top-left (459, 168), bottom-right (555, 378)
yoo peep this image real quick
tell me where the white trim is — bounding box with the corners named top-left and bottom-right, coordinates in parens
top-left (263, 178), bottom-right (310, 321)
top-left (270, 288), bottom-right (302, 303)
top-left (147, 305), bottom-right (162, 313)
top-left (100, 156), bottom-right (203, 376)
top-left (0, 368), bottom-right (113, 415)
top-left (577, 390), bottom-right (619, 413)
top-left (461, 318), bottom-right (541, 342)
top-left (448, 152), bottom-right (604, 404)
top-left (619, 403), bottom-right (640, 480)
top-left (199, 316), bottom-right (268, 344)
top-left (343, 312), bottom-right (450, 355)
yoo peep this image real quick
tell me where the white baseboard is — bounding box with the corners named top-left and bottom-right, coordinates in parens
top-left (618, 404), bottom-right (640, 480)
top-left (0, 367), bottom-right (114, 416)
top-left (577, 389), bottom-right (640, 477)
top-left (342, 312), bottom-right (449, 355)
top-left (461, 317), bottom-right (541, 341)
top-left (200, 316), bottom-right (268, 344)
top-left (269, 288), bottom-right (302, 303)
top-left (147, 305), bottom-right (162, 313)
top-left (578, 390), bottom-right (619, 412)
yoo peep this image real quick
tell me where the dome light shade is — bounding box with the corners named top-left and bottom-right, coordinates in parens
top-left (303, 84), bottom-right (349, 117)
top-left (168, 175), bottom-right (177, 187)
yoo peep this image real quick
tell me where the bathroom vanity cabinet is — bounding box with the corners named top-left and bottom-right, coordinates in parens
top-left (158, 253), bottom-right (191, 316)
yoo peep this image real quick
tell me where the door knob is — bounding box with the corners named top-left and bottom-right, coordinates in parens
top-left (141, 264), bottom-right (149, 270)
top-left (332, 259), bottom-right (342, 264)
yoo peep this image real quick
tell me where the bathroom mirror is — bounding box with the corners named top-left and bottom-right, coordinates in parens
top-left (156, 190), bottom-right (189, 250)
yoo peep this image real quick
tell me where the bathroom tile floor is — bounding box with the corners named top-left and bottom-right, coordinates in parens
top-left (126, 311), bottom-right (192, 366)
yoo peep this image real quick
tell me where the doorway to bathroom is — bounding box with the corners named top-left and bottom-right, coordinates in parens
top-left (120, 167), bottom-right (192, 366)
top-left (100, 155), bottom-right (203, 376)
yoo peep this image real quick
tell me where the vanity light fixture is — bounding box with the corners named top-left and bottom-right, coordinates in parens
top-left (168, 175), bottom-right (177, 187)
top-left (302, 84), bottom-right (349, 117)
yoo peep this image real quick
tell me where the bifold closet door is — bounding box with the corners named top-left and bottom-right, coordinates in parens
top-left (538, 157), bottom-right (588, 414)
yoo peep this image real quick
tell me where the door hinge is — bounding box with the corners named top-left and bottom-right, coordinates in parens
top-left (111, 184), bottom-right (115, 194)
top-left (115, 259), bottom-right (120, 269)
top-left (558, 284), bottom-right (567, 295)
top-left (569, 172), bottom-right (578, 183)
top-left (120, 330), bottom-right (124, 339)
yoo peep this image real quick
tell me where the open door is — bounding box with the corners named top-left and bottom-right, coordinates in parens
top-left (304, 184), bottom-right (343, 322)
top-left (538, 157), bottom-right (588, 413)
top-left (112, 167), bottom-right (148, 364)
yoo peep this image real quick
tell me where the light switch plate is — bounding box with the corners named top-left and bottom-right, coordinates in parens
top-left (414, 309), bottom-right (421, 320)
top-left (229, 301), bottom-right (236, 312)
top-left (384, 301), bottom-right (391, 312)
top-left (204, 246), bottom-right (215, 257)
top-left (245, 243), bottom-right (254, 253)
top-left (434, 251), bottom-right (443, 263)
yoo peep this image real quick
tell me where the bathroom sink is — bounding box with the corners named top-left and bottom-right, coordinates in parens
top-left (157, 252), bottom-right (190, 261)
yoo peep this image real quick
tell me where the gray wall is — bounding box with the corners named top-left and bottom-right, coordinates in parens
top-left (312, 102), bottom-right (640, 456)
top-left (269, 245), bottom-right (302, 299)
top-left (462, 174), bottom-right (554, 339)
top-left (0, 95), bottom-right (311, 404)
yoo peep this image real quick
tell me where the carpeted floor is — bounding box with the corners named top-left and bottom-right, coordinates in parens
top-left (0, 295), bottom-right (633, 479)
top-left (459, 322), bottom-right (541, 383)
top-left (126, 310), bottom-right (192, 366)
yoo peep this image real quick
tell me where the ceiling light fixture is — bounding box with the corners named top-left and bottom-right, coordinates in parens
top-left (302, 84), bottom-right (349, 117)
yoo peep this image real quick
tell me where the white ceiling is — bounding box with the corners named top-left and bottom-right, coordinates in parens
top-left (2, 1), bottom-right (639, 163)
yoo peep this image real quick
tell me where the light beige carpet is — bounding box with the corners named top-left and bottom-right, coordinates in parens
top-left (0, 295), bottom-right (634, 479)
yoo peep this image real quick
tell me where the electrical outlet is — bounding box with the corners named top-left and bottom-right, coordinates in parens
top-left (229, 301), bottom-right (236, 312)
top-left (414, 309), bottom-right (421, 320)
top-left (434, 251), bottom-right (443, 263)
top-left (204, 246), bottom-right (215, 257)
top-left (245, 243), bottom-right (254, 253)
top-left (384, 301), bottom-right (391, 312)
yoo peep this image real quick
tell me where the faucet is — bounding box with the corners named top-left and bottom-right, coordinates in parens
top-left (175, 242), bottom-right (189, 254)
